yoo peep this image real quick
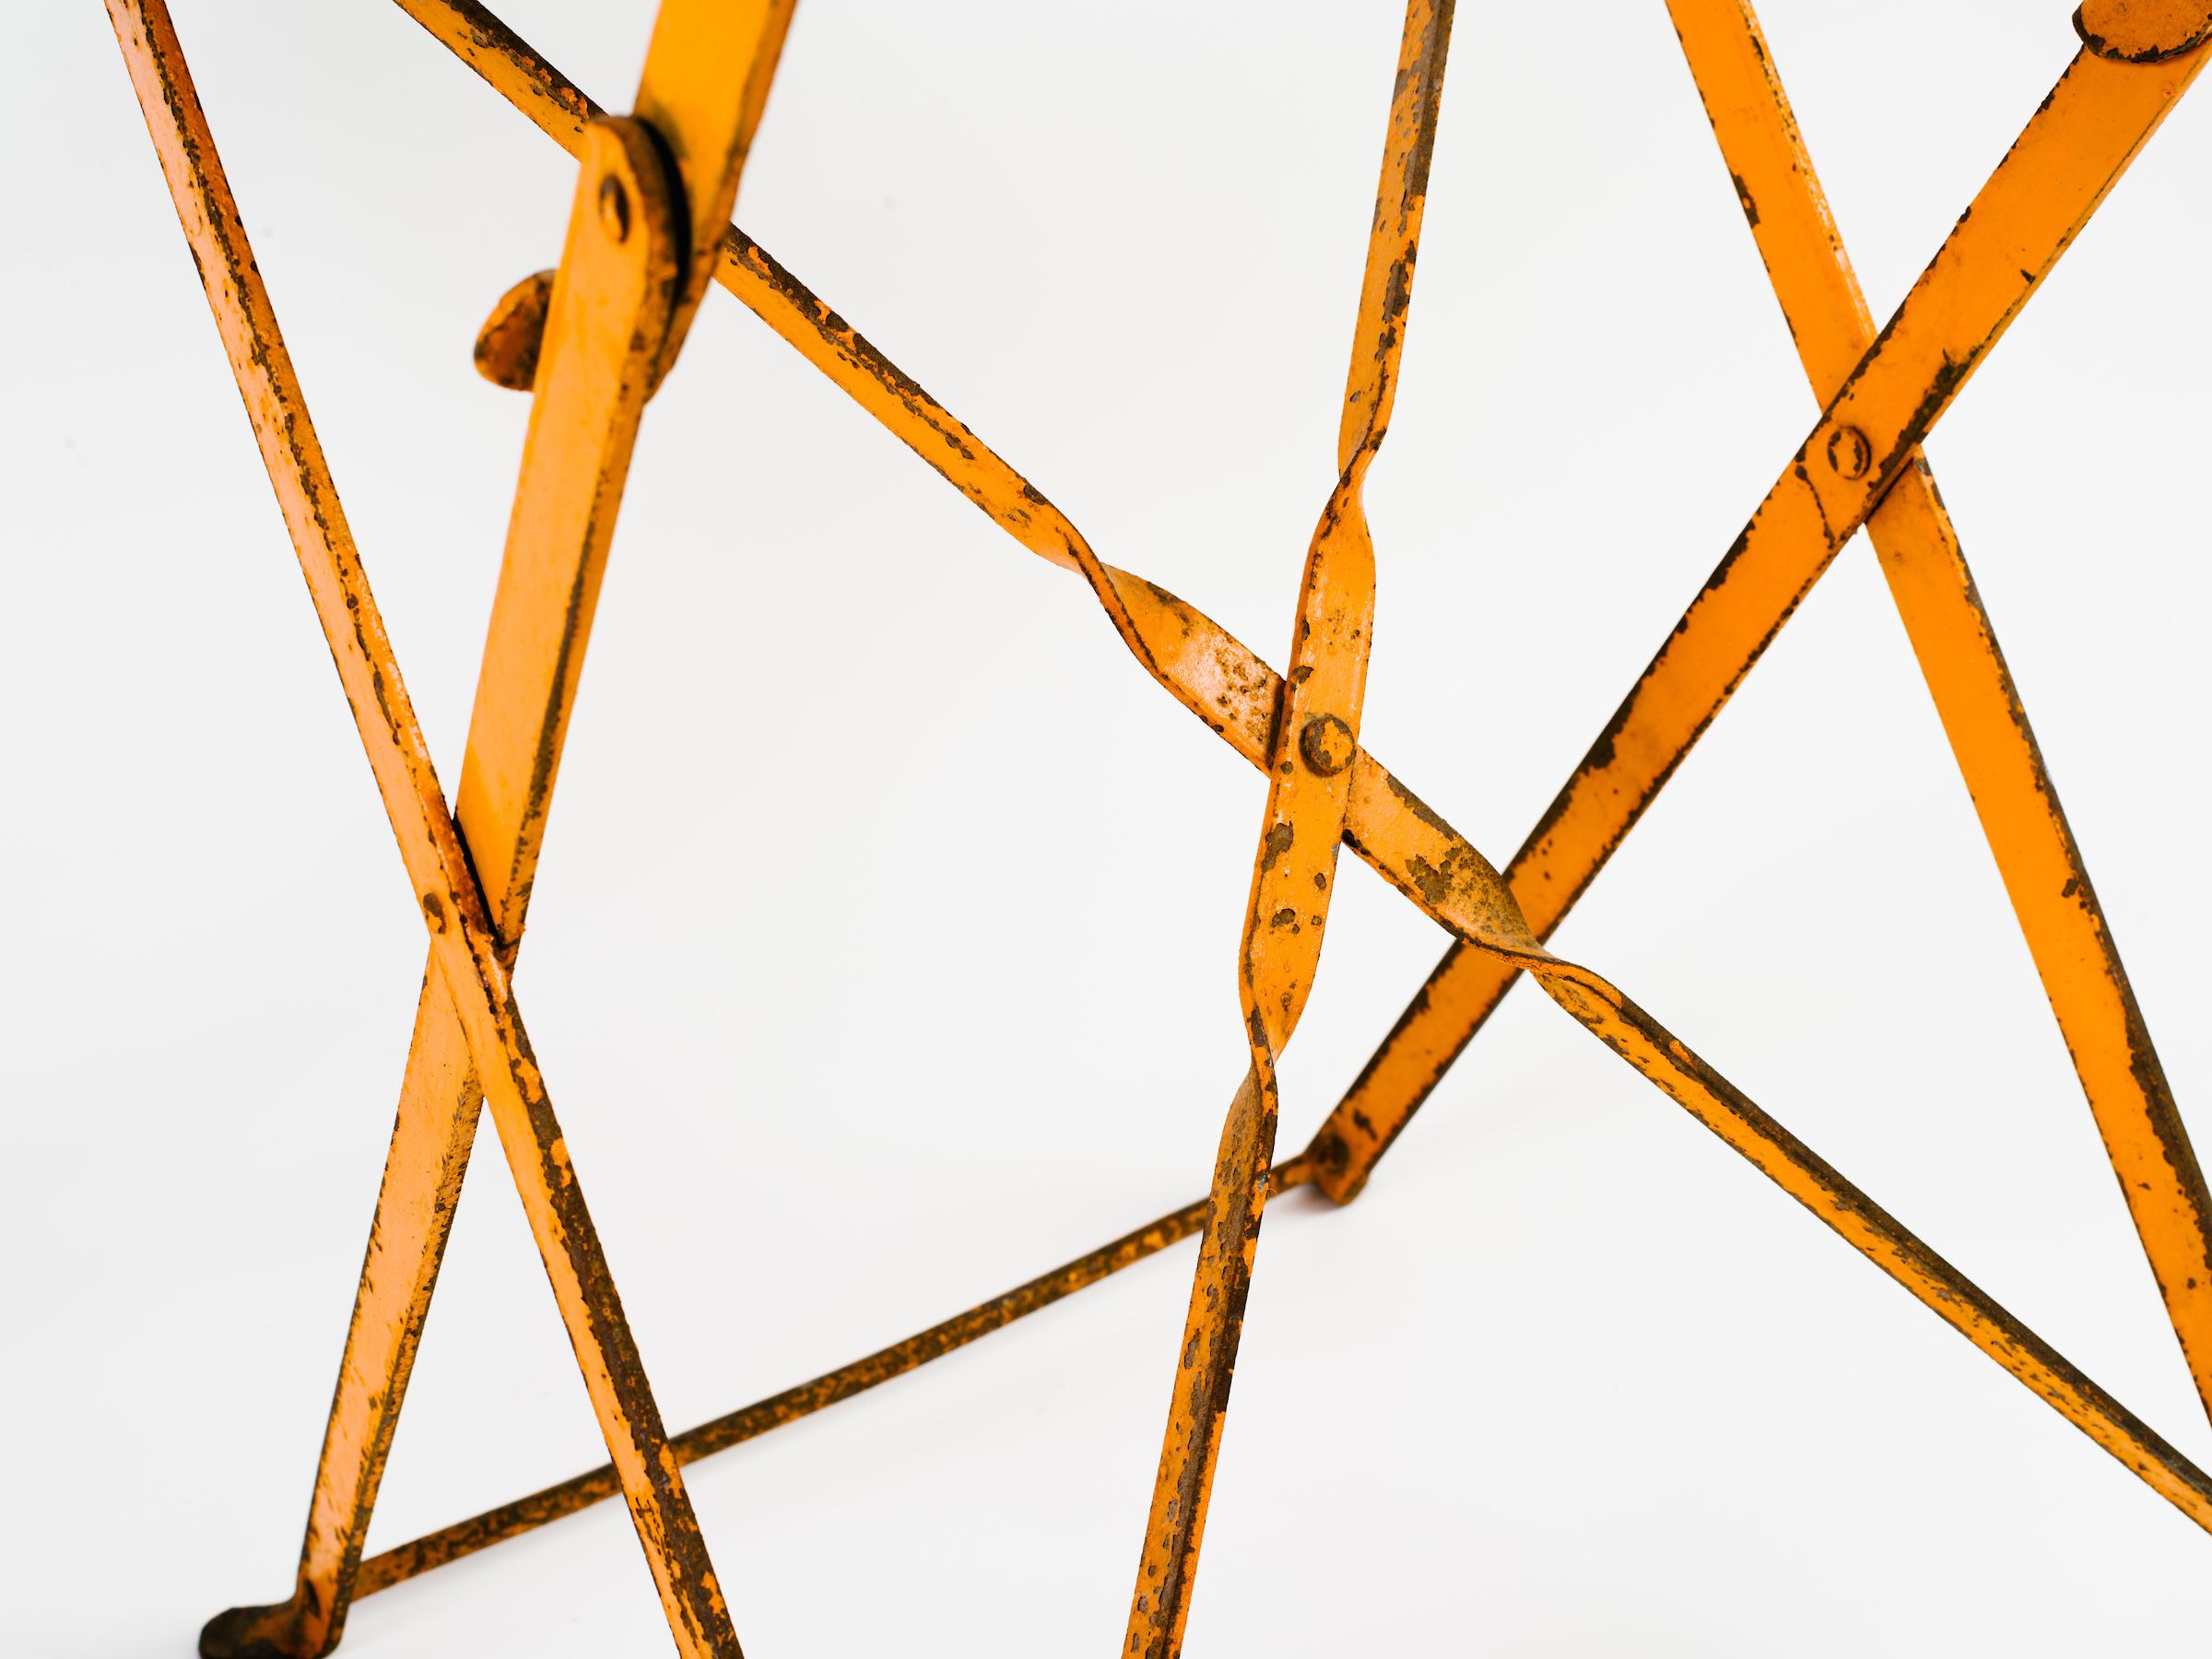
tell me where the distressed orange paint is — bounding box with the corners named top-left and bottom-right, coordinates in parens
top-left (108, 1), bottom-right (786, 1654)
top-left (94, 1), bottom-right (2212, 1655)
top-left (1311, 10), bottom-right (2212, 1245)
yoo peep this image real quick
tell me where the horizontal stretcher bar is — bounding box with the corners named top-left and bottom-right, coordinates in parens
top-left (354, 1159), bottom-right (1316, 1594)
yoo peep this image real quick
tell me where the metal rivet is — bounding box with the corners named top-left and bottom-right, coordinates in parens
top-left (597, 175), bottom-right (630, 243)
top-left (1826, 424), bottom-right (1872, 480)
top-left (1299, 713), bottom-right (1356, 777)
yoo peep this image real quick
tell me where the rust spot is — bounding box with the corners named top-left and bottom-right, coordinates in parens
top-left (1730, 169), bottom-right (1760, 229)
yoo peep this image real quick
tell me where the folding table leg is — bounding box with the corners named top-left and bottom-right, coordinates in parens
top-left (101, 0), bottom-right (2212, 1647)
top-left (1306, 6), bottom-right (2212, 1244)
top-left (1658, 0), bottom-right (2212, 1427)
top-left (1127, 5), bottom-right (1450, 1652)
top-left (207, 984), bottom-right (484, 1655)
top-left (189, 4), bottom-right (797, 1648)
top-left (189, 100), bottom-right (692, 1653)
top-left (109, 3), bottom-right (792, 1653)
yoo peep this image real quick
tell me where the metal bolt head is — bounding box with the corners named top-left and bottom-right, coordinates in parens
top-left (1826, 424), bottom-right (1873, 481)
top-left (597, 174), bottom-right (631, 243)
top-left (1299, 713), bottom-right (1357, 777)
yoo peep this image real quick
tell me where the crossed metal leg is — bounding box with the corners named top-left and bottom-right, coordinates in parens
top-left (112, 2), bottom-right (787, 1653)
top-left (100, 0), bottom-right (2212, 1654)
top-left (1309, 4), bottom-right (2212, 1440)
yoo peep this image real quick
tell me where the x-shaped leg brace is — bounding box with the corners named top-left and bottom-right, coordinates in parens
top-left (1310, 0), bottom-right (2212, 1430)
top-left (109, 2), bottom-right (793, 1654)
top-left (113, 0), bottom-right (2212, 1653)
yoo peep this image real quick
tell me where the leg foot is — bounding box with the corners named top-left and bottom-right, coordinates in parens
top-left (199, 1595), bottom-right (325, 1659)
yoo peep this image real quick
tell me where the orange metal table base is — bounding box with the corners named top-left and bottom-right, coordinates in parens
top-left (97, 0), bottom-right (2212, 1654)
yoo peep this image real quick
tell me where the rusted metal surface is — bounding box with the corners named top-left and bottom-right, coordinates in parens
top-left (1126, 6), bottom-right (1446, 1651)
top-left (1309, 5), bottom-right (2212, 1217)
top-left (1663, 0), bottom-right (2212, 1428)
top-left (352, 1159), bottom-right (1315, 1597)
top-left (632, 0), bottom-right (793, 384)
top-left (107, 1), bottom-right (785, 1654)
top-left (2077, 0), bottom-right (2212, 60)
top-left (98, 0), bottom-right (2212, 1653)
top-left (243, 106), bottom-right (705, 1659)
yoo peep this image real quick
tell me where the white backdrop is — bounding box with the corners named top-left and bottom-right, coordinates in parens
top-left (7, 2), bottom-right (2212, 1653)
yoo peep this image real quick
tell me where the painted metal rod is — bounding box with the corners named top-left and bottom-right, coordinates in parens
top-left (1306, 12), bottom-right (2212, 1206)
top-left (392, 0), bottom-right (2212, 1543)
top-left (354, 1160), bottom-right (1315, 1596)
top-left (393, 0), bottom-right (1124, 585)
top-left (107, 6), bottom-right (762, 1656)
top-left (1115, 573), bottom-right (2212, 1540)
top-left (331, 560), bottom-right (2212, 1560)
top-left (1128, 5), bottom-right (1449, 1653)
top-left (242, 112), bottom-right (687, 1659)
top-left (1653, 0), bottom-right (2212, 1429)
top-left (218, 8), bottom-right (801, 1653)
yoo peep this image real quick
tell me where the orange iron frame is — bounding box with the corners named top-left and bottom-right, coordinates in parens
top-left (99, 0), bottom-right (2212, 1653)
